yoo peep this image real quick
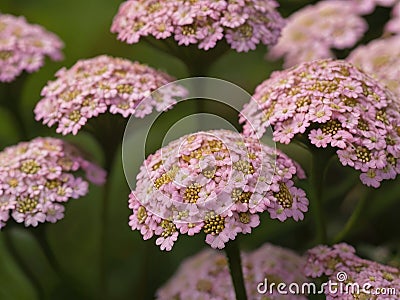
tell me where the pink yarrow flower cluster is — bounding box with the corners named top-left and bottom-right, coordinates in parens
top-left (0, 13), bottom-right (63, 82)
top-left (240, 59), bottom-right (400, 188)
top-left (267, 1), bottom-right (367, 68)
top-left (157, 243), bottom-right (308, 300)
top-left (386, 1), bottom-right (400, 33)
top-left (351, 0), bottom-right (397, 15)
top-left (0, 137), bottom-right (106, 228)
top-left (34, 55), bottom-right (187, 135)
top-left (348, 35), bottom-right (400, 97)
top-left (129, 130), bottom-right (308, 251)
top-left (111, 0), bottom-right (285, 52)
top-left (305, 243), bottom-right (400, 299)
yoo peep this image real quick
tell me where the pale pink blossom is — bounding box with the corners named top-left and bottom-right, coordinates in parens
top-left (111, 0), bottom-right (285, 52)
top-left (156, 243), bottom-right (308, 300)
top-left (129, 130), bottom-right (308, 251)
top-left (348, 35), bottom-right (400, 98)
top-left (241, 59), bottom-right (400, 188)
top-left (305, 243), bottom-right (400, 300)
top-left (0, 13), bottom-right (63, 82)
top-left (0, 137), bottom-right (105, 229)
top-left (35, 55), bottom-right (187, 135)
top-left (267, 1), bottom-right (367, 67)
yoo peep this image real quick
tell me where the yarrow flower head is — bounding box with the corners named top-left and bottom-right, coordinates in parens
top-left (240, 59), bottom-right (400, 188)
top-left (157, 243), bottom-right (308, 300)
top-left (0, 137), bottom-right (106, 228)
top-left (34, 55), bottom-right (187, 135)
top-left (267, 1), bottom-right (367, 68)
top-left (129, 129), bottom-right (308, 251)
top-left (305, 243), bottom-right (400, 299)
top-left (348, 35), bottom-right (400, 97)
top-left (111, 0), bottom-right (285, 52)
top-left (0, 13), bottom-right (63, 82)
top-left (350, 0), bottom-right (397, 15)
top-left (386, 1), bottom-right (400, 34)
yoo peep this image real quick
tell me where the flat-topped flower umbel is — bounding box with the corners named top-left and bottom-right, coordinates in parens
top-left (240, 59), bottom-right (400, 187)
top-left (111, 0), bottom-right (285, 52)
top-left (386, 1), bottom-right (400, 33)
top-left (129, 129), bottom-right (308, 251)
top-left (267, 1), bottom-right (367, 68)
top-left (305, 243), bottom-right (400, 300)
top-left (34, 55), bottom-right (187, 135)
top-left (0, 137), bottom-right (105, 228)
top-left (349, 35), bottom-right (400, 97)
top-left (156, 243), bottom-right (308, 300)
top-left (351, 0), bottom-right (397, 15)
top-left (0, 13), bottom-right (63, 82)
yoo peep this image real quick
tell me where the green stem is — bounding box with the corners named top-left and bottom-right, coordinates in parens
top-left (98, 178), bottom-right (112, 300)
top-left (293, 139), bottom-right (310, 151)
top-left (144, 37), bottom-right (229, 78)
top-left (31, 227), bottom-right (62, 275)
top-left (8, 101), bottom-right (29, 140)
top-left (2, 230), bottom-right (44, 299)
top-left (185, 62), bottom-right (210, 77)
top-left (87, 114), bottom-right (126, 300)
top-left (309, 151), bottom-right (330, 245)
top-left (134, 242), bottom-right (151, 300)
top-left (164, 38), bottom-right (189, 60)
top-left (333, 191), bottom-right (367, 244)
top-left (144, 38), bottom-right (180, 58)
top-left (31, 227), bottom-right (86, 298)
top-left (326, 171), bottom-right (359, 202)
top-left (0, 75), bottom-right (29, 139)
top-left (225, 239), bottom-right (247, 300)
top-left (184, 61), bottom-right (210, 124)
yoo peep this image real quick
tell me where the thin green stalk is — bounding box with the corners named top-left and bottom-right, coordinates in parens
top-left (0, 75), bottom-right (29, 139)
top-left (7, 100), bottom-right (29, 139)
top-left (31, 227), bottom-right (88, 298)
top-left (225, 239), bottom-right (247, 300)
top-left (134, 242), bottom-right (151, 300)
top-left (3, 230), bottom-right (44, 299)
top-left (144, 38), bottom-right (180, 58)
top-left (293, 139), bottom-right (311, 151)
top-left (31, 227), bottom-right (61, 275)
top-left (309, 151), bottom-right (330, 245)
top-left (326, 171), bottom-right (358, 202)
top-left (145, 37), bottom-right (229, 77)
top-left (98, 178), bottom-right (111, 300)
top-left (88, 114), bottom-right (125, 300)
top-left (184, 61), bottom-right (210, 125)
top-left (185, 62), bottom-right (210, 77)
top-left (333, 192), bottom-right (367, 244)
top-left (163, 38), bottom-right (189, 60)
top-left (180, 41), bottom-right (230, 75)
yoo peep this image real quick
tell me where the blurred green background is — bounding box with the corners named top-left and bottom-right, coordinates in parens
top-left (0, 0), bottom-right (399, 299)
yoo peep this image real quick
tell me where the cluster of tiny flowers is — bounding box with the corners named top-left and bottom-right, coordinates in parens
top-left (305, 243), bottom-right (400, 299)
top-left (111, 0), bottom-right (285, 52)
top-left (34, 55), bottom-right (187, 135)
top-left (348, 35), bottom-right (400, 97)
top-left (0, 13), bottom-right (63, 82)
top-left (129, 130), bottom-right (308, 251)
top-left (157, 243), bottom-right (308, 300)
top-left (350, 0), bottom-right (397, 15)
top-left (386, 1), bottom-right (400, 33)
top-left (267, 1), bottom-right (367, 68)
top-left (0, 137), bottom-right (106, 228)
top-left (240, 59), bottom-right (400, 188)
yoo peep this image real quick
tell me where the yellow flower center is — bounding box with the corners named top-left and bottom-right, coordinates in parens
top-left (203, 214), bottom-right (225, 235)
top-left (274, 183), bottom-right (293, 208)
